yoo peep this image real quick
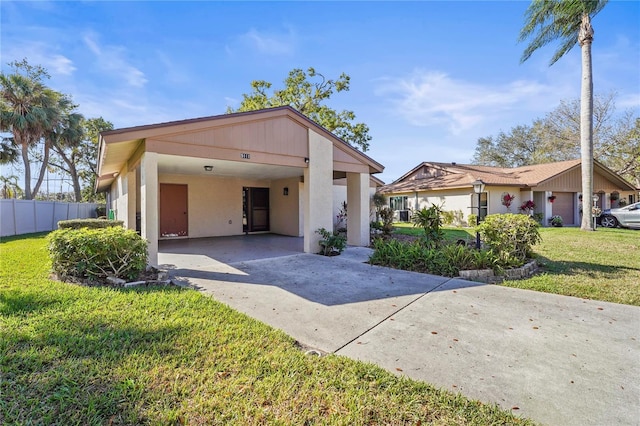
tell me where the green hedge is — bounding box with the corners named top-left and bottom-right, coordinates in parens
top-left (477, 213), bottom-right (541, 267)
top-left (49, 227), bottom-right (147, 282)
top-left (57, 218), bottom-right (124, 229)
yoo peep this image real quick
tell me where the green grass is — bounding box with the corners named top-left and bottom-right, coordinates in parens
top-left (503, 227), bottom-right (640, 306)
top-left (0, 233), bottom-right (530, 425)
top-left (392, 222), bottom-right (474, 241)
top-left (392, 223), bottom-right (640, 306)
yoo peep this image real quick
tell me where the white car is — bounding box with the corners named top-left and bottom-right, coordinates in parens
top-left (600, 202), bottom-right (640, 229)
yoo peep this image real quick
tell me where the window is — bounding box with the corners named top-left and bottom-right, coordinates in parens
top-left (471, 193), bottom-right (488, 221)
top-left (390, 196), bottom-right (408, 211)
top-left (630, 194), bottom-right (635, 204)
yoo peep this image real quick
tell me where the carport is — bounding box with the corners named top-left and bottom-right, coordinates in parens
top-left (96, 106), bottom-right (384, 265)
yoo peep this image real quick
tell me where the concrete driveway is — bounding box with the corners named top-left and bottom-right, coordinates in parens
top-left (159, 235), bottom-right (640, 426)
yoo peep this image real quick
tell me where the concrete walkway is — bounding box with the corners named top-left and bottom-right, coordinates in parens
top-left (158, 236), bottom-right (640, 426)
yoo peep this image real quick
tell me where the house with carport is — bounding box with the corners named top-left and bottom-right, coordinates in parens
top-left (96, 106), bottom-right (384, 265)
top-left (378, 159), bottom-right (638, 226)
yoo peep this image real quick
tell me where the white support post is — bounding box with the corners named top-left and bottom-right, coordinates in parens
top-left (140, 152), bottom-right (159, 265)
top-left (346, 172), bottom-right (370, 246)
top-left (303, 130), bottom-right (333, 253)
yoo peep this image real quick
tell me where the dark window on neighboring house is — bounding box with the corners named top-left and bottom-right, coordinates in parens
top-left (630, 194), bottom-right (636, 204)
top-left (390, 196), bottom-right (408, 211)
top-left (471, 193), bottom-right (488, 221)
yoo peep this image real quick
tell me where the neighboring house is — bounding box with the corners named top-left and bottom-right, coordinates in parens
top-left (378, 160), bottom-right (639, 226)
top-left (96, 106), bottom-right (384, 265)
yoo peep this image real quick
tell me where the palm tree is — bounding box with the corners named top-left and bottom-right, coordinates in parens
top-left (0, 70), bottom-right (59, 199)
top-left (519, 0), bottom-right (608, 231)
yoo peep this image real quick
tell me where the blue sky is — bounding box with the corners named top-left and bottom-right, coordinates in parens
top-left (2, 0), bottom-right (639, 185)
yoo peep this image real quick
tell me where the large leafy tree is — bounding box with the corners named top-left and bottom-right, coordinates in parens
top-left (472, 93), bottom-right (639, 187)
top-left (519, 0), bottom-right (608, 230)
top-left (0, 60), bottom-right (63, 199)
top-left (228, 67), bottom-right (372, 151)
top-left (79, 117), bottom-right (113, 202)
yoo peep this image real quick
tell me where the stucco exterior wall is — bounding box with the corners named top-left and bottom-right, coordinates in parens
top-left (159, 174), bottom-right (284, 238)
top-left (270, 176), bottom-right (301, 236)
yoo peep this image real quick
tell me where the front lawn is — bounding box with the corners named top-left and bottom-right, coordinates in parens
top-left (0, 233), bottom-right (529, 425)
top-left (503, 227), bottom-right (640, 306)
top-left (391, 223), bottom-right (640, 306)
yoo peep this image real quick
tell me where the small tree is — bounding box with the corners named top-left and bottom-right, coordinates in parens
top-left (411, 204), bottom-right (444, 247)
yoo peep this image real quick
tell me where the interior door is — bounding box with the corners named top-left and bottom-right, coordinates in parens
top-left (243, 187), bottom-right (269, 232)
top-left (160, 184), bottom-right (188, 237)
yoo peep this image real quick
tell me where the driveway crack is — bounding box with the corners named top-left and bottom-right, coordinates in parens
top-left (333, 277), bottom-right (456, 353)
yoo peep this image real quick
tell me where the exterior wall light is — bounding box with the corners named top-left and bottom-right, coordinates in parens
top-left (204, 165), bottom-right (213, 172)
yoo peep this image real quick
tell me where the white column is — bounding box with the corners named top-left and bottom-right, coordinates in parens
top-left (347, 172), bottom-right (370, 246)
top-left (127, 167), bottom-right (137, 231)
top-left (303, 130), bottom-right (333, 253)
top-left (140, 152), bottom-right (159, 266)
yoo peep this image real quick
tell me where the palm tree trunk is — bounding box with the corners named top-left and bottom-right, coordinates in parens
top-left (32, 140), bottom-right (51, 199)
top-left (20, 136), bottom-right (32, 200)
top-left (579, 14), bottom-right (594, 231)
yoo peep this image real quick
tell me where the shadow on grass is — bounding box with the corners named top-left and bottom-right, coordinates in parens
top-left (2, 307), bottom-right (187, 424)
top-left (535, 255), bottom-right (640, 278)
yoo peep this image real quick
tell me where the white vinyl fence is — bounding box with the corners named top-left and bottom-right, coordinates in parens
top-left (0, 199), bottom-right (99, 237)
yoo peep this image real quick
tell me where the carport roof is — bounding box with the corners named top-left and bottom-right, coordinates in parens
top-left (96, 106), bottom-right (384, 191)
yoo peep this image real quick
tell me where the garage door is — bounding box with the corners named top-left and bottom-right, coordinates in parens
top-left (552, 192), bottom-right (575, 225)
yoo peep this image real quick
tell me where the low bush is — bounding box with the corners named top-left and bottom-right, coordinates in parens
top-left (467, 213), bottom-right (477, 227)
top-left (57, 218), bottom-right (124, 229)
top-left (441, 210), bottom-right (464, 227)
top-left (316, 227), bottom-right (347, 256)
top-left (370, 238), bottom-right (497, 277)
top-left (379, 207), bottom-right (395, 236)
top-left (477, 213), bottom-right (541, 268)
top-left (49, 226), bottom-right (148, 282)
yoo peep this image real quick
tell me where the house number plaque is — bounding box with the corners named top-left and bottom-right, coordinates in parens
top-left (241, 153), bottom-right (250, 159)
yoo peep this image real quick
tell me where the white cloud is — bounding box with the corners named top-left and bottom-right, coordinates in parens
top-left (375, 69), bottom-right (567, 135)
top-left (1, 42), bottom-right (76, 76)
top-left (228, 27), bottom-right (296, 56)
top-left (49, 54), bottom-right (76, 75)
top-left (83, 33), bottom-right (148, 88)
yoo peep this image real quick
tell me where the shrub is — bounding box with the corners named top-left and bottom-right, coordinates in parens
top-left (58, 218), bottom-right (124, 230)
top-left (379, 207), bottom-right (394, 236)
top-left (95, 205), bottom-right (107, 217)
top-left (477, 214), bottom-right (541, 268)
top-left (441, 210), bottom-right (454, 225)
top-left (316, 227), bottom-right (346, 256)
top-left (467, 213), bottom-right (477, 227)
top-left (49, 227), bottom-right (148, 282)
top-left (442, 210), bottom-right (464, 227)
top-left (370, 238), bottom-right (498, 277)
top-left (411, 204), bottom-right (444, 247)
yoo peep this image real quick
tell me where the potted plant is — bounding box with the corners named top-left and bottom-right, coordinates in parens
top-left (548, 195), bottom-right (556, 203)
top-left (550, 215), bottom-right (563, 227)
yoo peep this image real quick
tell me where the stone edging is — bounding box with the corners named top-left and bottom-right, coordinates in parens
top-left (459, 260), bottom-right (538, 284)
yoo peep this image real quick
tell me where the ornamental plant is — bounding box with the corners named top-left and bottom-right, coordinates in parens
top-left (49, 226), bottom-right (148, 283)
top-left (519, 200), bottom-right (536, 213)
top-left (501, 193), bottom-right (515, 209)
top-left (477, 213), bottom-right (541, 268)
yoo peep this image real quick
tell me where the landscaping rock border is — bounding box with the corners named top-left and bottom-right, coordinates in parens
top-left (459, 260), bottom-right (538, 284)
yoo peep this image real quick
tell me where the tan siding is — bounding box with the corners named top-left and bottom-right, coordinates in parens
top-left (154, 116), bottom-right (309, 158)
top-left (538, 168), bottom-right (628, 193)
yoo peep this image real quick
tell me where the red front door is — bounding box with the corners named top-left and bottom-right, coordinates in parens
top-left (160, 184), bottom-right (188, 237)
